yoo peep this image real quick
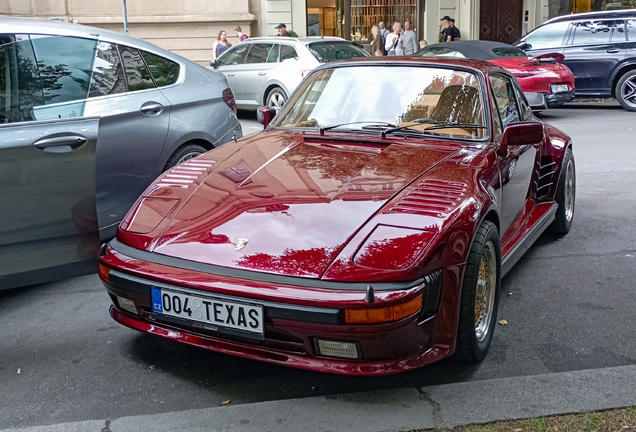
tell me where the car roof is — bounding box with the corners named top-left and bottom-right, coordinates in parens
top-left (243, 36), bottom-right (351, 46)
top-left (315, 56), bottom-right (505, 74)
top-left (421, 41), bottom-right (525, 61)
top-left (0, 17), bottom-right (185, 60)
top-left (542, 8), bottom-right (636, 25)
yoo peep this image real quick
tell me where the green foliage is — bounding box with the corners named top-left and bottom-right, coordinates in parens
top-left (288, 30), bottom-right (299, 37)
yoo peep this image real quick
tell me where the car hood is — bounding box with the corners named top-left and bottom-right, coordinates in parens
top-left (141, 131), bottom-right (461, 278)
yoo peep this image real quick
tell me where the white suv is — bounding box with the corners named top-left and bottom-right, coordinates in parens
top-left (210, 37), bottom-right (369, 111)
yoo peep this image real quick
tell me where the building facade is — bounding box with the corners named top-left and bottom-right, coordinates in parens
top-left (2, 0), bottom-right (635, 66)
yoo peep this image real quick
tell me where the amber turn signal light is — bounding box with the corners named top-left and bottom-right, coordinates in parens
top-left (98, 263), bottom-right (111, 281)
top-left (345, 295), bottom-right (422, 324)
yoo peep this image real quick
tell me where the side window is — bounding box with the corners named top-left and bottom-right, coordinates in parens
top-left (628, 20), bottom-right (636, 40)
top-left (512, 81), bottom-right (533, 121)
top-left (245, 43), bottom-right (276, 64)
top-left (216, 45), bottom-right (249, 66)
top-left (267, 44), bottom-right (279, 63)
top-left (30, 35), bottom-right (97, 105)
top-left (570, 20), bottom-right (613, 45)
top-left (140, 50), bottom-right (180, 87)
top-left (88, 41), bottom-right (126, 98)
top-left (610, 20), bottom-right (626, 42)
top-left (489, 89), bottom-right (504, 138)
top-left (0, 35), bottom-right (45, 123)
top-left (524, 21), bottom-right (569, 50)
top-left (118, 46), bottom-right (154, 91)
top-left (489, 75), bottom-right (521, 130)
top-left (280, 45), bottom-right (298, 61)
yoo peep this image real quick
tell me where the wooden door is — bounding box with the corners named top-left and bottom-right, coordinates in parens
top-left (480, 0), bottom-right (523, 44)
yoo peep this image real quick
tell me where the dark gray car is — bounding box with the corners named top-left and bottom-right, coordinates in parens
top-left (0, 18), bottom-right (242, 289)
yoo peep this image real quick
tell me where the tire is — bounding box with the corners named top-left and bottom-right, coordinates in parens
top-left (616, 70), bottom-right (636, 112)
top-left (266, 87), bottom-right (287, 112)
top-left (163, 143), bottom-right (208, 171)
top-left (550, 148), bottom-right (575, 235)
top-left (455, 220), bottom-right (501, 363)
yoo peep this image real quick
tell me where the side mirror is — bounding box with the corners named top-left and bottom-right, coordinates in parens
top-left (500, 122), bottom-right (544, 155)
top-left (516, 42), bottom-right (531, 50)
top-left (210, 60), bottom-right (217, 68)
top-left (523, 92), bottom-right (548, 112)
top-left (257, 106), bottom-right (277, 129)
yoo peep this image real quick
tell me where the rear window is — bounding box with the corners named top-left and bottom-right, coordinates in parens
top-left (307, 42), bottom-right (369, 63)
top-left (492, 47), bottom-right (528, 58)
top-left (140, 51), bottom-right (180, 87)
top-left (416, 47), bottom-right (465, 58)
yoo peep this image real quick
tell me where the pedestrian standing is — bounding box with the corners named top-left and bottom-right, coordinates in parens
top-left (275, 23), bottom-right (292, 36)
top-left (448, 19), bottom-right (461, 41)
top-left (212, 30), bottom-right (232, 61)
top-left (385, 22), bottom-right (404, 56)
top-left (235, 26), bottom-right (249, 42)
top-left (370, 25), bottom-right (384, 56)
top-left (439, 15), bottom-right (451, 43)
top-left (403, 20), bottom-right (417, 55)
top-left (378, 21), bottom-right (390, 54)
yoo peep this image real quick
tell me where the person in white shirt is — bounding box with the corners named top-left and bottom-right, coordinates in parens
top-left (385, 22), bottom-right (404, 56)
top-left (403, 20), bottom-right (417, 55)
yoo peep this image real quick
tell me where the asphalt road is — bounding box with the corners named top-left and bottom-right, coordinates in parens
top-left (1, 104), bottom-right (635, 429)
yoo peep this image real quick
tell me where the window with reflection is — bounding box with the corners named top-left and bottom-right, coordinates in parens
top-left (118, 45), bottom-right (154, 91)
top-left (489, 75), bottom-right (520, 129)
top-left (271, 66), bottom-right (486, 140)
top-left (89, 41), bottom-right (126, 97)
top-left (570, 20), bottom-right (616, 45)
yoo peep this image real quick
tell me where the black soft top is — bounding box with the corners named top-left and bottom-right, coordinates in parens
top-left (417, 41), bottom-right (529, 61)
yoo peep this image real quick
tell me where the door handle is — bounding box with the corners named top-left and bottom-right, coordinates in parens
top-left (33, 135), bottom-right (87, 150)
top-left (606, 48), bottom-right (620, 53)
top-left (226, 73), bottom-right (235, 76)
top-left (258, 72), bottom-right (266, 76)
top-left (140, 102), bottom-right (164, 116)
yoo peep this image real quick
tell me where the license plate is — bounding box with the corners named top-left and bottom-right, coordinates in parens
top-left (151, 287), bottom-right (264, 334)
top-left (551, 84), bottom-right (569, 93)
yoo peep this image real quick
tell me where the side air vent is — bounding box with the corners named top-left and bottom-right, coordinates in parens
top-left (537, 156), bottom-right (556, 198)
top-left (390, 179), bottom-right (467, 217)
top-left (154, 159), bottom-right (216, 189)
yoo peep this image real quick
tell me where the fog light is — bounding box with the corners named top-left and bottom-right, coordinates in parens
top-left (314, 339), bottom-right (360, 359)
top-left (116, 296), bottom-right (138, 315)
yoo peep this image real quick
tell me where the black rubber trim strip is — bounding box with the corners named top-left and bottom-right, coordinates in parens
top-left (501, 203), bottom-right (557, 277)
top-left (109, 238), bottom-right (425, 291)
top-left (108, 270), bottom-right (343, 325)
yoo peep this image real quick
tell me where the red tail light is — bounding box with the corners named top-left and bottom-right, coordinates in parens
top-left (222, 88), bottom-right (237, 114)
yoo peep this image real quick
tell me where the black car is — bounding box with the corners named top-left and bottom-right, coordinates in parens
top-left (515, 9), bottom-right (636, 111)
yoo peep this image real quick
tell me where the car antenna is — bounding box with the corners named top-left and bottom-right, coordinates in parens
top-left (365, 285), bottom-right (375, 303)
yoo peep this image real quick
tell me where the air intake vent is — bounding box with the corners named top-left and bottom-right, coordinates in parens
top-left (154, 159), bottom-right (216, 189)
top-left (537, 156), bottom-right (556, 198)
top-left (390, 179), bottom-right (467, 216)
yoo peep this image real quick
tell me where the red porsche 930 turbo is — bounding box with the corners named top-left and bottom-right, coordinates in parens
top-left (417, 41), bottom-right (575, 108)
top-left (99, 58), bottom-right (576, 375)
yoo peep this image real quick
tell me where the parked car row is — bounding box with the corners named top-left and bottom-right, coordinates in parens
top-left (0, 18), bottom-right (242, 289)
top-left (209, 37), bottom-right (370, 111)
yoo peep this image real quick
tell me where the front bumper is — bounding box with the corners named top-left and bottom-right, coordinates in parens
top-left (545, 90), bottom-right (575, 107)
top-left (99, 244), bottom-right (461, 375)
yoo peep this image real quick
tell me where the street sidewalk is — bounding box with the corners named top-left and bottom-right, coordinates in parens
top-left (3, 364), bottom-right (636, 432)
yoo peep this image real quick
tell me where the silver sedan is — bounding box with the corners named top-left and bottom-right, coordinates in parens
top-left (0, 18), bottom-right (242, 289)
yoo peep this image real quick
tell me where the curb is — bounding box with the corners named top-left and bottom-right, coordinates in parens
top-left (3, 364), bottom-right (636, 432)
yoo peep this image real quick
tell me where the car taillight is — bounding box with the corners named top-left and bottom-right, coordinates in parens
top-left (222, 88), bottom-right (237, 114)
top-left (301, 69), bottom-right (312, 79)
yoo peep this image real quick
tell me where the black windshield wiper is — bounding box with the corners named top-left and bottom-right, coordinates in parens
top-left (425, 122), bottom-right (486, 131)
top-left (380, 121), bottom-right (485, 138)
top-left (319, 121), bottom-right (396, 135)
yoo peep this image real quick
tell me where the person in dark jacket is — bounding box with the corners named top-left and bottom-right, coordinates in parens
top-left (276, 23), bottom-right (292, 36)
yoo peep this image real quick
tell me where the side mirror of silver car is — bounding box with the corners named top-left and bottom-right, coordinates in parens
top-left (210, 60), bottom-right (217, 68)
top-left (257, 107), bottom-right (277, 129)
top-left (523, 92), bottom-right (548, 112)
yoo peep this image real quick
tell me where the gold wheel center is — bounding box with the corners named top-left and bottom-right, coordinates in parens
top-left (475, 257), bottom-right (487, 325)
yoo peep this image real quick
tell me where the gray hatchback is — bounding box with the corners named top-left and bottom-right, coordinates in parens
top-left (0, 18), bottom-right (242, 289)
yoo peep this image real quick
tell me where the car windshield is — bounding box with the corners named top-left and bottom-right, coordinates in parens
top-left (416, 47), bottom-right (466, 58)
top-left (492, 46), bottom-right (528, 58)
top-left (307, 42), bottom-right (370, 63)
top-left (271, 65), bottom-right (486, 140)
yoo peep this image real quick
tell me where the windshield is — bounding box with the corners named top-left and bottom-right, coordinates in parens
top-left (416, 47), bottom-right (466, 58)
top-left (307, 42), bottom-right (370, 63)
top-left (271, 66), bottom-right (486, 140)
